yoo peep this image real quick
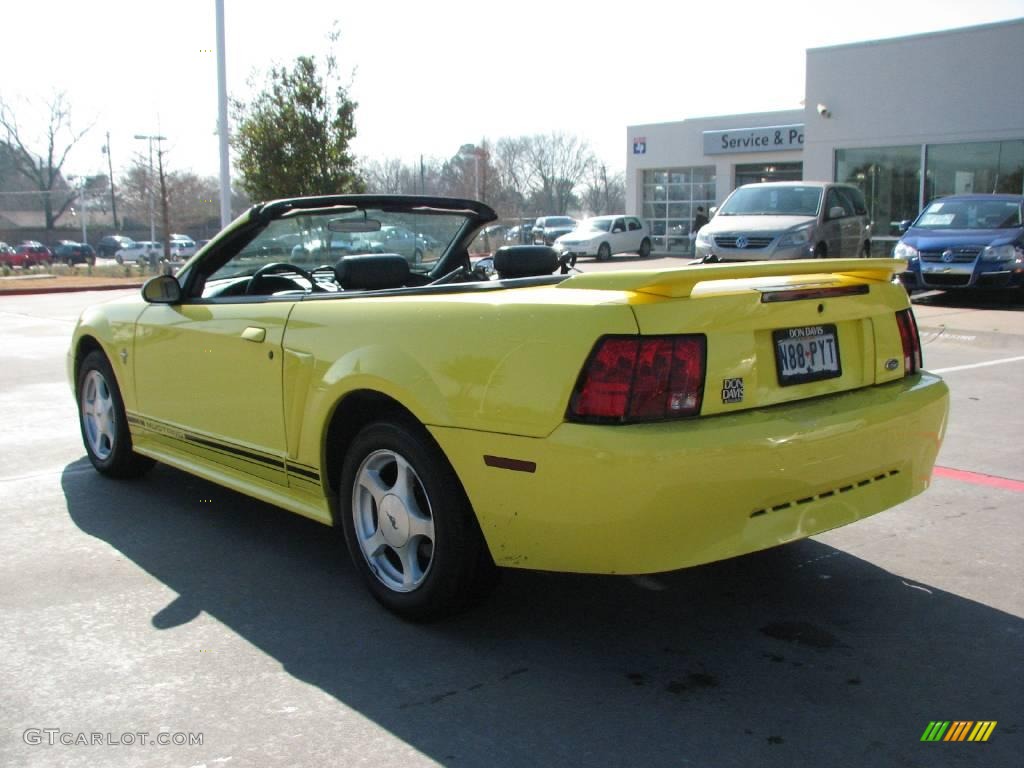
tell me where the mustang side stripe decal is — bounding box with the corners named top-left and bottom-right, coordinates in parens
top-left (128, 412), bottom-right (321, 484)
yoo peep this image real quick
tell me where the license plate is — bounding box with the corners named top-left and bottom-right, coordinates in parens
top-left (773, 324), bottom-right (841, 386)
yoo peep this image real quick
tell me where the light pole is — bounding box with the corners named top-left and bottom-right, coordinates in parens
top-left (216, 0), bottom-right (231, 228)
top-left (134, 134), bottom-right (166, 244)
top-left (67, 176), bottom-right (88, 245)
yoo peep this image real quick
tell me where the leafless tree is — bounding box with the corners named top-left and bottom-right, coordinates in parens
top-left (581, 164), bottom-right (626, 216)
top-left (0, 92), bottom-right (93, 231)
top-left (522, 132), bottom-right (595, 215)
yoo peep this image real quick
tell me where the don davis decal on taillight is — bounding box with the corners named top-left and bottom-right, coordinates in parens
top-left (567, 335), bottom-right (707, 423)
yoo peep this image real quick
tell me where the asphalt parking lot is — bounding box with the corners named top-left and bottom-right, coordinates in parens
top-left (1, 265), bottom-right (1021, 768)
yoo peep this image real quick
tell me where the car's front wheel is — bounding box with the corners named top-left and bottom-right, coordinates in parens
top-left (339, 420), bottom-right (497, 620)
top-left (597, 242), bottom-right (611, 261)
top-left (638, 238), bottom-right (652, 258)
top-left (77, 350), bottom-right (154, 478)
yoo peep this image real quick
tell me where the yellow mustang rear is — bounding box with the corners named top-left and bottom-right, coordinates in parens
top-left (69, 195), bottom-right (949, 620)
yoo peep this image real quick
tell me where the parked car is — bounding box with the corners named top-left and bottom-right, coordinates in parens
top-left (695, 181), bottom-right (871, 261)
top-left (0, 241), bottom-right (17, 266)
top-left (10, 242), bottom-right (53, 267)
top-left (97, 235), bottom-right (135, 259)
top-left (115, 241), bottom-right (164, 265)
top-left (504, 220), bottom-right (536, 244)
top-left (70, 193), bottom-right (948, 620)
top-left (532, 216), bottom-right (577, 245)
top-left (553, 215), bottom-right (652, 263)
top-left (52, 241), bottom-right (97, 265)
top-left (893, 194), bottom-right (1023, 291)
top-left (169, 234), bottom-right (197, 259)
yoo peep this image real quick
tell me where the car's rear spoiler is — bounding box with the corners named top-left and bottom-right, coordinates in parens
top-left (557, 258), bottom-right (903, 299)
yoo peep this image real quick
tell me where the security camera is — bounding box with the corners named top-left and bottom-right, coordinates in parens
top-left (816, 103), bottom-right (831, 118)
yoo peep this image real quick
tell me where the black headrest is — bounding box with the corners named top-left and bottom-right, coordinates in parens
top-left (334, 253), bottom-right (410, 291)
top-left (493, 245), bottom-right (559, 279)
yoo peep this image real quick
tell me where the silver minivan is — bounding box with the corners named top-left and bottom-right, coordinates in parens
top-left (694, 181), bottom-right (871, 261)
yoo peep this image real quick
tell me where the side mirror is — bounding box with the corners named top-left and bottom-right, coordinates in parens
top-left (142, 274), bottom-right (182, 304)
top-left (898, 219), bottom-right (912, 233)
top-left (828, 206), bottom-right (847, 220)
top-left (709, 206), bottom-right (717, 217)
top-left (472, 256), bottom-right (495, 280)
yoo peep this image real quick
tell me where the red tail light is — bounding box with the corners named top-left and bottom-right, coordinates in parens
top-left (568, 335), bottom-right (706, 423)
top-left (895, 309), bottom-right (922, 375)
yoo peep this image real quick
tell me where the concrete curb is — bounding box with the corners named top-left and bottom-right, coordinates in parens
top-left (0, 283), bottom-right (144, 297)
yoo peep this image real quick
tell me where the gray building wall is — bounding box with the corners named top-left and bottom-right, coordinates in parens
top-left (627, 18), bottom-right (1024, 218)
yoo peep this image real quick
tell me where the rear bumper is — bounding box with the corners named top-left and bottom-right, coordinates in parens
top-left (432, 373), bottom-right (949, 574)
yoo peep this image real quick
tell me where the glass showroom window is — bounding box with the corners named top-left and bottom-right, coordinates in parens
top-left (642, 167), bottom-right (716, 253)
top-left (926, 140), bottom-right (1024, 199)
top-left (835, 146), bottom-right (921, 239)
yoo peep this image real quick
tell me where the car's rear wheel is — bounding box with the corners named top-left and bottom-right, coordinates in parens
top-left (339, 420), bottom-right (497, 621)
top-left (638, 238), bottom-right (652, 258)
top-left (413, 248), bottom-right (423, 265)
top-left (597, 242), bottom-right (611, 261)
top-left (77, 350), bottom-right (154, 478)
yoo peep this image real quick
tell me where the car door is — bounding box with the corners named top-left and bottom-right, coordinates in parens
top-left (625, 217), bottom-right (644, 252)
top-left (608, 217), bottom-right (628, 254)
top-left (823, 188), bottom-right (851, 256)
top-left (132, 301), bottom-right (293, 483)
top-left (131, 226), bottom-right (301, 485)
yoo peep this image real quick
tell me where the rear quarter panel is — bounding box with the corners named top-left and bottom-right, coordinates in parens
top-left (281, 288), bottom-right (640, 470)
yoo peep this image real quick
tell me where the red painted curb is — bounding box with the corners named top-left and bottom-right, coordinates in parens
top-left (933, 466), bottom-right (1024, 492)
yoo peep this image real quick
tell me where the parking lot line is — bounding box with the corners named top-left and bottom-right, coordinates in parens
top-left (933, 466), bottom-right (1024, 493)
top-left (931, 355), bottom-right (1024, 374)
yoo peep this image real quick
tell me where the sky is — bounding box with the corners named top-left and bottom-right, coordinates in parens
top-left (2, 0), bottom-right (1022, 184)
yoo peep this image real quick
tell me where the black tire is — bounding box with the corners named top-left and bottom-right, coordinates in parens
top-left (813, 243), bottom-right (828, 259)
top-left (638, 238), bottom-right (652, 258)
top-left (339, 420), bottom-right (497, 620)
top-left (597, 242), bottom-right (611, 261)
top-left (76, 350), bottom-right (155, 478)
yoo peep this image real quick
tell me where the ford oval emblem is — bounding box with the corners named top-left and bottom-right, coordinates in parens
top-left (941, 249), bottom-right (955, 263)
top-left (885, 358), bottom-right (899, 371)
top-left (735, 235), bottom-right (749, 249)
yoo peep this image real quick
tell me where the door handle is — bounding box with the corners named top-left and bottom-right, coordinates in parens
top-left (241, 326), bottom-right (266, 343)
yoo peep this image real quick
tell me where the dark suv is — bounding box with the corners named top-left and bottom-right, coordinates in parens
top-left (97, 235), bottom-right (135, 258)
top-left (531, 216), bottom-right (577, 245)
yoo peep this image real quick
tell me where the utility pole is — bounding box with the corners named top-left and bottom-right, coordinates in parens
top-left (134, 134), bottom-right (166, 245)
top-left (102, 131), bottom-right (119, 230)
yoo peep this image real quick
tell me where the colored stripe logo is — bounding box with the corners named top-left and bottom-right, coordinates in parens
top-left (921, 721), bottom-right (997, 742)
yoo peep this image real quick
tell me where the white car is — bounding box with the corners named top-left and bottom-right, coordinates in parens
top-left (170, 234), bottom-right (197, 259)
top-left (115, 241), bottom-right (164, 264)
top-left (554, 215), bottom-right (652, 263)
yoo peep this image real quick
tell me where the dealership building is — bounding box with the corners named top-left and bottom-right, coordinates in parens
top-left (625, 18), bottom-right (1024, 255)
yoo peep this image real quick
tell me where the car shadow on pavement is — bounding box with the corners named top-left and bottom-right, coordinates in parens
top-left (63, 460), bottom-right (1022, 767)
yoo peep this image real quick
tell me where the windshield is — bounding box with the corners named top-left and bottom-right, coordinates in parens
top-left (719, 186), bottom-right (823, 216)
top-left (546, 217), bottom-right (574, 227)
top-left (580, 218), bottom-right (612, 232)
top-left (209, 205), bottom-right (469, 281)
top-left (915, 199), bottom-right (1023, 230)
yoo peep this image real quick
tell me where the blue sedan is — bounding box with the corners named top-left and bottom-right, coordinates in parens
top-left (894, 194), bottom-right (1023, 291)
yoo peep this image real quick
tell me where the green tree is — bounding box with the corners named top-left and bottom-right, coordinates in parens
top-left (232, 55), bottom-right (363, 201)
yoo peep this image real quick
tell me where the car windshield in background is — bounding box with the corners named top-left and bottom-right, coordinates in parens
top-left (915, 200), bottom-right (1023, 230)
top-left (581, 218), bottom-right (612, 232)
top-left (211, 206), bottom-right (468, 281)
top-left (547, 217), bottom-right (574, 227)
top-left (720, 186), bottom-right (823, 216)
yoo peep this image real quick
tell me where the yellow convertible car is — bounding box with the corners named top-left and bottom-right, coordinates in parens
top-left (70, 195), bottom-right (949, 619)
